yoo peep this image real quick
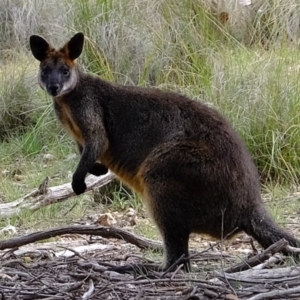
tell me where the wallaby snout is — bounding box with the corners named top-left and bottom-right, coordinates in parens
top-left (47, 83), bottom-right (61, 97)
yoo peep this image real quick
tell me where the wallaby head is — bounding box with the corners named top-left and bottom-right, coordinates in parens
top-left (29, 32), bottom-right (84, 97)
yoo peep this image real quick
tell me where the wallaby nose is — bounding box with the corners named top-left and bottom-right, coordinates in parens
top-left (48, 84), bottom-right (60, 96)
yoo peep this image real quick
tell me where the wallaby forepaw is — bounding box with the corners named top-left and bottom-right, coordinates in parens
top-left (89, 163), bottom-right (108, 176)
top-left (72, 179), bottom-right (87, 195)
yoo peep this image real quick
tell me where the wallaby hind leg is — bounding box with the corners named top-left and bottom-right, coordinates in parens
top-left (106, 183), bottom-right (190, 274)
top-left (107, 206), bottom-right (190, 274)
top-left (159, 220), bottom-right (190, 271)
top-left (141, 141), bottom-right (221, 272)
top-left (145, 186), bottom-right (191, 272)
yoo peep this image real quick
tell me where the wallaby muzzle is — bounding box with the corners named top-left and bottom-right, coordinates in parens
top-left (41, 69), bottom-right (64, 97)
top-left (47, 83), bottom-right (61, 96)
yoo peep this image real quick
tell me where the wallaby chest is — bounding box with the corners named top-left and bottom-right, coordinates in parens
top-left (54, 99), bottom-right (84, 145)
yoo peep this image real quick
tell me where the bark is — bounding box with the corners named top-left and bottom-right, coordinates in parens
top-left (0, 172), bottom-right (115, 218)
top-left (0, 224), bottom-right (163, 251)
top-left (222, 239), bottom-right (289, 273)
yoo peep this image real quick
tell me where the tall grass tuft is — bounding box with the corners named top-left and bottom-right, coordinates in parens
top-left (212, 47), bottom-right (300, 185)
top-left (0, 60), bottom-right (34, 138)
top-left (249, 0), bottom-right (300, 48)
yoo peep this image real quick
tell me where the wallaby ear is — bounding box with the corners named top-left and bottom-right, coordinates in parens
top-left (66, 32), bottom-right (84, 61)
top-left (29, 35), bottom-right (50, 61)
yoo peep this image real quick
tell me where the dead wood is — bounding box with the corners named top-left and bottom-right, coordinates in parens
top-left (216, 239), bottom-right (300, 299)
top-left (222, 238), bottom-right (289, 273)
top-left (248, 286), bottom-right (300, 300)
top-left (285, 244), bottom-right (300, 253)
top-left (0, 254), bottom-right (230, 300)
top-left (217, 266), bottom-right (300, 299)
top-left (0, 224), bottom-right (163, 251)
top-left (1, 236), bottom-right (300, 299)
top-left (221, 265), bottom-right (300, 285)
top-left (0, 172), bottom-right (115, 219)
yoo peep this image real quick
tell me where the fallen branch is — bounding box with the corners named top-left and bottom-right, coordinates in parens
top-left (10, 242), bottom-right (116, 259)
top-left (0, 224), bottom-right (163, 251)
top-left (221, 266), bottom-right (300, 283)
top-left (285, 244), bottom-right (300, 253)
top-left (222, 239), bottom-right (289, 273)
top-left (248, 286), bottom-right (300, 300)
top-left (0, 172), bottom-right (115, 219)
top-left (216, 239), bottom-right (300, 298)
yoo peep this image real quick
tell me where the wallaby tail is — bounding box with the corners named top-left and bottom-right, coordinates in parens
top-left (244, 206), bottom-right (300, 251)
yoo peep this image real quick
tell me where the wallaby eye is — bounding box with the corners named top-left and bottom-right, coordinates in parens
top-left (41, 70), bottom-right (48, 77)
top-left (63, 70), bottom-right (70, 77)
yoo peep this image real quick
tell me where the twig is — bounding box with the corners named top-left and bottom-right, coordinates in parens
top-left (223, 239), bottom-right (289, 273)
top-left (82, 279), bottom-right (95, 299)
top-left (160, 254), bottom-right (185, 278)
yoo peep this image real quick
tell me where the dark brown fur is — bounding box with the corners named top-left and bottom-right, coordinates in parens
top-left (29, 33), bottom-right (299, 271)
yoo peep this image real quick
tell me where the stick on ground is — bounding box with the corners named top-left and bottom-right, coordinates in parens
top-left (0, 225), bottom-right (163, 251)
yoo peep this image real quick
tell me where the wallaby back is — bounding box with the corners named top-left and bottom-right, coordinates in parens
top-left (29, 33), bottom-right (299, 271)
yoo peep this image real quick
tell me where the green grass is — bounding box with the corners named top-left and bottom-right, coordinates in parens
top-left (1, 0), bottom-right (300, 239)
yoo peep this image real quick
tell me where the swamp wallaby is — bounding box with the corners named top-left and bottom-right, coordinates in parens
top-left (29, 32), bottom-right (299, 271)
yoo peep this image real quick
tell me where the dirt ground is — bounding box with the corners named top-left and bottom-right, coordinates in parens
top-left (1, 202), bottom-right (300, 300)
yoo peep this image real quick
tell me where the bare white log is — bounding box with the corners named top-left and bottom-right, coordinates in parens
top-left (222, 239), bottom-right (289, 273)
top-left (220, 266), bottom-right (300, 283)
top-left (12, 242), bottom-right (116, 258)
top-left (285, 244), bottom-right (300, 253)
top-left (251, 254), bottom-right (282, 270)
top-left (0, 172), bottom-right (115, 218)
top-left (248, 286), bottom-right (300, 300)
